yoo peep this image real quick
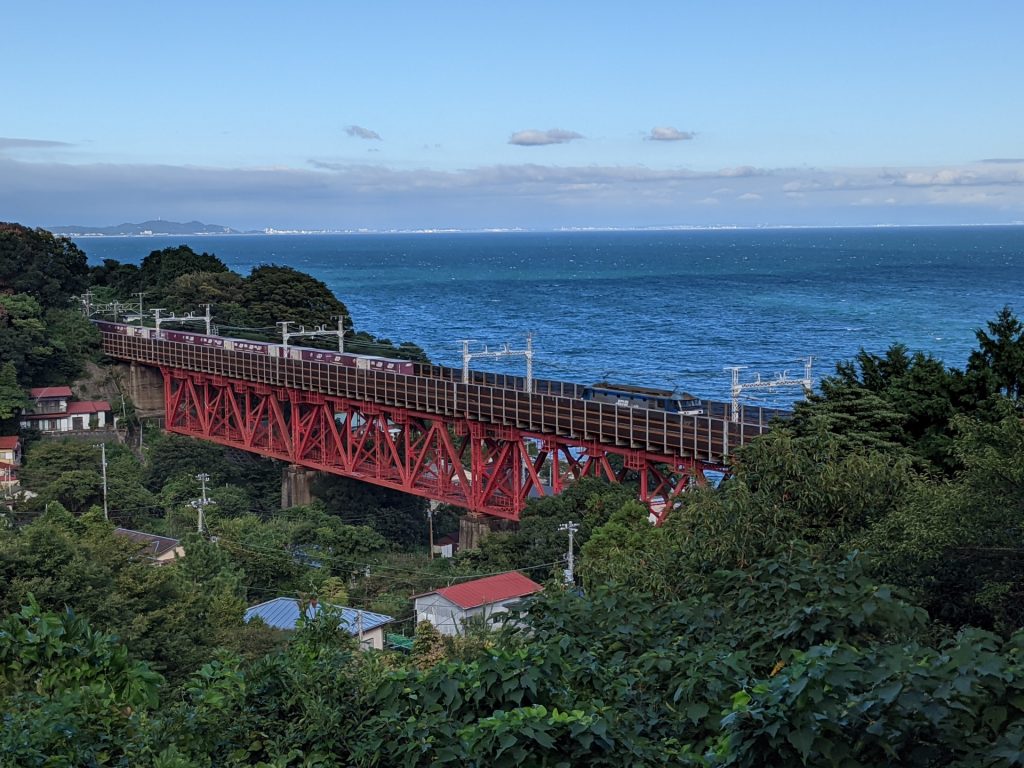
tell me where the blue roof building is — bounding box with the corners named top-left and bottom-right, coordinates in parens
top-left (244, 597), bottom-right (393, 650)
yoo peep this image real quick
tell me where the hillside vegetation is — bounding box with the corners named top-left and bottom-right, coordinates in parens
top-left (1, 222), bottom-right (1024, 765)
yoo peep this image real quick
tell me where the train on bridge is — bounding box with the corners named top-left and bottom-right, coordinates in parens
top-left (103, 322), bottom-right (417, 375)
top-left (95, 319), bottom-right (780, 522)
top-left (99, 321), bottom-right (703, 417)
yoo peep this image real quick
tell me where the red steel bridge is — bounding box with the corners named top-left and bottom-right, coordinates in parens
top-left (97, 323), bottom-right (784, 523)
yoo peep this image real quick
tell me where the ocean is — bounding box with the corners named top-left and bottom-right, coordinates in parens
top-left (75, 226), bottom-right (1024, 406)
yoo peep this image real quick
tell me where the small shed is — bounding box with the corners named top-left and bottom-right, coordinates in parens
top-left (413, 571), bottom-right (543, 636)
top-left (244, 597), bottom-right (393, 650)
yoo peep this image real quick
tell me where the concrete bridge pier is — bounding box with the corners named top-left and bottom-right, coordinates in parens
top-left (126, 362), bottom-right (165, 417)
top-left (458, 514), bottom-right (495, 551)
top-left (282, 464), bottom-right (318, 508)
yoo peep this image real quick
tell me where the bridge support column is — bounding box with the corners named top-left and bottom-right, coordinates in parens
top-left (127, 362), bottom-right (165, 417)
top-left (458, 514), bottom-right (495, 551)
top-left (282, 464), bottom-right (318, 509)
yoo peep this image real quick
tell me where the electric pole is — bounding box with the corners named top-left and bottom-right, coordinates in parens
top-left (191, 473), bottom-right (216, 534)
top-left (94, 443), bottom-right (109, 520)
top-left (331, 314), bottom-right (347, 353)
top-left (427, 505), bottom-right (435, 559)
top-left (558, 521), bottom-right (579, 586)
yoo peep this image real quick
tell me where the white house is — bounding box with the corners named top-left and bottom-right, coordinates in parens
top-left (244, 597), bottom-right (393, 651)
top-left (19, 387), bottom-right (111, 433)
top-left (413, 571), bottom-right (543, 636)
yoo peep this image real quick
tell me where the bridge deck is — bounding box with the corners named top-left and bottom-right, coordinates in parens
top-left (99, 330), bottom-right (781, 463)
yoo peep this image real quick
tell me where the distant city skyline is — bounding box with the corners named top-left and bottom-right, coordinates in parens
top-left (3, 2), bottom-right (1022, 231)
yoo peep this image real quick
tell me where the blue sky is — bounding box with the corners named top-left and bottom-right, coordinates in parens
top-left (2, 2), bottom-right (1023, 231)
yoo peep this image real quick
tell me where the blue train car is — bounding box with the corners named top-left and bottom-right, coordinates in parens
top-left (581, 382), bottom-right (703, 415)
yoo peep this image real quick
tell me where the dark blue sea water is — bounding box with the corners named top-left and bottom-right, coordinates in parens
top-left (75, 227), bottom-right (1024, 405)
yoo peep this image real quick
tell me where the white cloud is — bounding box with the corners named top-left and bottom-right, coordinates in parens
top-left (647, 126), bottom-right (694, 142)
top-left (508, 129), bottom-right (584, 146)
top-left (346, 125), bottom-right (382, 140)
top-left (719, 166), bottom-right (766, 178)
top-left (882, 166), bottom-right (1024, 187)
top-left (2, 155), bottom-right (1023, 231)
top-left (0, 137), bottom-right (73, 153)
top-left (782, 179), bottom-right (821, 192)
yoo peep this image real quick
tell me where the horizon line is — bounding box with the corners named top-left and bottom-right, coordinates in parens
top-left (53, 221), bottom-right (1024, 238)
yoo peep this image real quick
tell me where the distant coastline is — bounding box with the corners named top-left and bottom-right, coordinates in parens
top-left (49, 219), bottom-right (1024, 238)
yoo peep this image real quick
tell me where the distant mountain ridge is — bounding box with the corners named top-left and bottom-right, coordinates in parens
top-left (49, 220), bottom-right (243, 236)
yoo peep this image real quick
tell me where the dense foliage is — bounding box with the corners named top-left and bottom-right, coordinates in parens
top-left (4, 221), bottom-right (1024, 764)
top-left (87, 242), bottom-right (428, 361)
top-left (0, 223), bottom-right (99, 402)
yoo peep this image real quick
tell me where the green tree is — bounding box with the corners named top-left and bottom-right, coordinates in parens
top-left (138, 244), bottom-right (228, 293)
top-left (968, 305), bottom-right (1024, 403)
top-left (457, 477), bottom-right (637, 576)
top-left (242, 264), bottom-right (351, 330)
top-left (0, 600), bottom-right (163, 767)
top-left (160, 269), bottom-right (248, 320)
top-left (0, 292), bottom-right (49, 383)
top-left (89, 257), bottom-right (142, 296)
top-left (0, 508), bottom-right (243, 683)
top-left (313, 473), bottom-right (430, 549)
top-left (858, 411), bottom-right (1024, 630)
top-left (0, 360), bottom-right (27, 421)
top-left (0, 222), bottom-right (89, 309)
top-left (43, 306), bottom-right (102, 382)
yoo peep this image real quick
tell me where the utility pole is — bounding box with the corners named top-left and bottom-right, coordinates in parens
top-left (94, 443), bottom-right (108, 520)
top-left (427, 506), bottom-right (435, 559)
top-left (191, 473), bottom-right (216, 534)
top-left (331, 314), bottom-right (346, 353)
top-left (558, 521), bottom-right (579, 586)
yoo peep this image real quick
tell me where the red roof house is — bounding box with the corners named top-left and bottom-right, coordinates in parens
top-left (19, 391), bottom-right (111, 434)
top-left (28, 386), bottom-right (73, 400)
top-left (0, 436), bottom-right (21, 467)
top-left (413, 571), bottom-right (543, 636)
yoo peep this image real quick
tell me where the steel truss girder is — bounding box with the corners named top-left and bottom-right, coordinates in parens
top-left (161, 369), bottom-right (727, 523)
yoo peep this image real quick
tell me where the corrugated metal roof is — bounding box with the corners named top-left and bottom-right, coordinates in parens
top-left (244, 597), bottom-right (393, 634)
top-left (29, 386), bottom-right (72, 399)
top-left (0, 436), bottom-right (19, 450)
top-left (417, 571), bottom-right (543, 610)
